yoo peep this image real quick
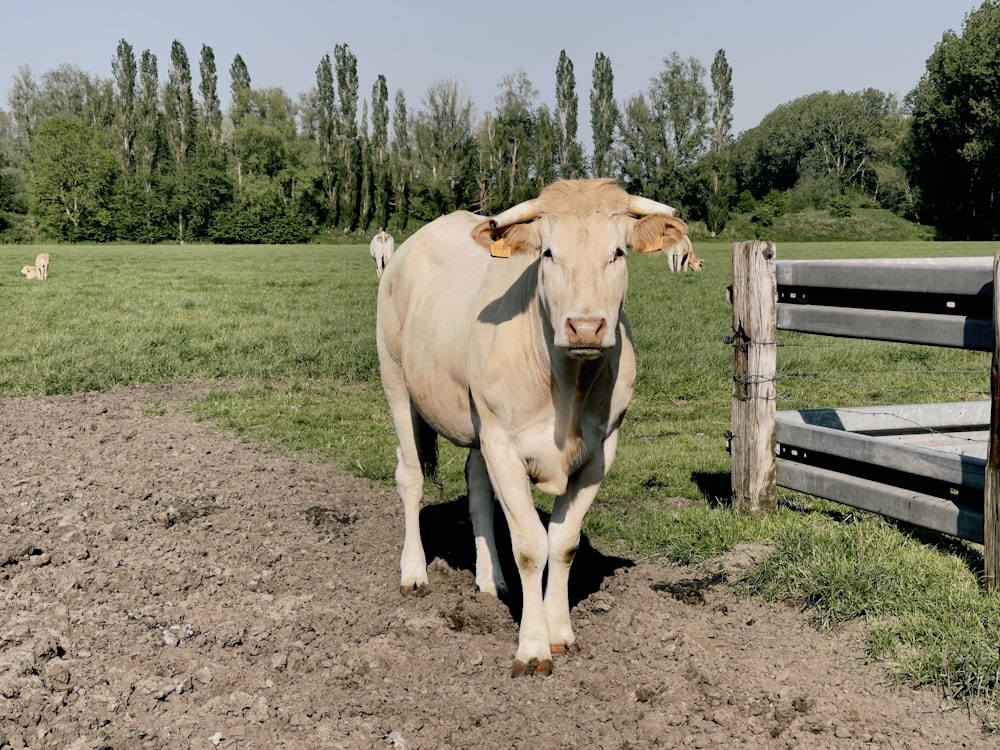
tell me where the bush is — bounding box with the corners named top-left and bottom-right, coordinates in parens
top-left (735, 190), bottom-right (757, 214)
top-left (828, 196), bottom-right (853, 218)
top-left (761, 188), bottom-right (787, 217)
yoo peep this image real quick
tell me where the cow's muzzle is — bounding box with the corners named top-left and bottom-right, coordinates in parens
top-left (563, 317), bottom-right (608, 358)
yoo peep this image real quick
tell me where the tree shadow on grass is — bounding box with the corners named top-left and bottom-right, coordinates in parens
top-left (419, 495), bottom-right (634, 623)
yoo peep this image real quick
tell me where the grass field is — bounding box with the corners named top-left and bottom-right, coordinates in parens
top-left (4, 239), bottom-right (1000, 721)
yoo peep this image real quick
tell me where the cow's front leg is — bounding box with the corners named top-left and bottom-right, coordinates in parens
top-left (480, 432), bottom-right (551, 677)
top-left (545, 432), bottom-right (617, 654)
top-left (466, 449), bottom-right (507, 596)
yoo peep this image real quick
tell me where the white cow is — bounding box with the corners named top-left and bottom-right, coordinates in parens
top-left (369, 229), bottom-right (395, 279)
top-left (665, 234), bottom-right (703, 272)
top-left (376, 179), bottom-right (687, 676)
top-left (20, 265), bottom-right (40, 280)
top-left (34, 252), bottom-right (50, 280)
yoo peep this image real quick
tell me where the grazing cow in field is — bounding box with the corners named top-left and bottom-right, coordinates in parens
top-left (20, 265), bottom-right (40, 280)
top-left (369, 229), bottom-right (395, 279)
top-left (665, 235), bottom-right (703, 272)
top-left (34, 253), bottom-right (50, 280)
top-left (376, 178), bottom-right (687, 676)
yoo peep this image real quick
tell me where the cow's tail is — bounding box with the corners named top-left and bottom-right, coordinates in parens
top-left (413, 412), bottom-right (439, 486)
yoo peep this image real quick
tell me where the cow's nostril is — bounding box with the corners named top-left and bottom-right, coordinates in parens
top-left (565, 317), bottom-right (607, 348)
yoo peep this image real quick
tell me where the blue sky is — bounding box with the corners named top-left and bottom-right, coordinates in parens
top-left (0, 0), bottom-right (978, 140)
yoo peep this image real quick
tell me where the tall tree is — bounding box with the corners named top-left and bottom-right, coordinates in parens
top-left (492, 69), bottom-right (537, 210)
top-left (534, 104), bottom-right (557, 188)
top-left (589, 52), bottom-right (617, 178)
top-left (134, 51), bottom-right (161, 202)
top-left (370, 74), bottom-right (391, 231)
top-left (358, 98), bottom-right (373, 228)
top-left (111, 40), bottom-right (140, 237)
top-left (312, 53), bottom-right (339, 226)
top-left (229, 54), bottom-right (252, 128)
top-left (335, 43), bottom-right (360, 230)
top-left (164, 40), bottom-right (197, 241)
top-left (199, 44), bottom-right (223, 149)
top-left (615, 93), bottom-right (661, 197)
top-left (29, 117), bottom-right (116, 240)
top-left (111, 40), bottom-right (137, 173)
top-left (410, 79), bottom-right (475, 219)
top-left (706, 49), bottom-right (734, 234)
top-left (649, 53), bottom-right (710, 170)
top-left (390, 89), bottom-right (410, 229)
top-left (554, 50), bottom-right (585, 178)
top-left (7, 66), bottom-right (41, 160)
top-left (907, 0), bottom-right (1000, 239)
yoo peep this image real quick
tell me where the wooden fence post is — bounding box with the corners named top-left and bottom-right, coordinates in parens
top-left (730, 240), bottom-right (778, 515)
top-left (984, 248), bottom-right (1000, 591)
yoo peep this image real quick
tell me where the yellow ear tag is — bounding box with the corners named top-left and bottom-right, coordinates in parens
top-left (490, 238), bottom-right (512, 258)
top-left (644, 235), bottom-right (664, 253)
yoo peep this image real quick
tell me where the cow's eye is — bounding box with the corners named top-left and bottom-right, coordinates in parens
top-left (612, 247), bottom-right (626, 262)
top-left (542, 247), bottom-right (553, 259)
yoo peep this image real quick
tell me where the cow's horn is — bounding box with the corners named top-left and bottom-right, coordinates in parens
top-left (627, 195), bottom-right (679, 218)
top-left (489, 198), bottom-right (541, 230)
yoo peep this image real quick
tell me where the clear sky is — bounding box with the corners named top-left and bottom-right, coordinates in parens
top-left (0, 0), bottom-right (979, 142)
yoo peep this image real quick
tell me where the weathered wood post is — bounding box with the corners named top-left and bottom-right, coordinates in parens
top-left (730, 240), bottom-right (778, 514)
top-left (984, 248), bottom-right (1000, 591)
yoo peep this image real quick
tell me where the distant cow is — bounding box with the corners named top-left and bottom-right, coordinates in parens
top-left (20, 265), bottom-right (40, 280)
top-left (666, 235), bottom-right (703, 272)
top-left (369, 229), bottom-right (395, 279)
top-left (377, 179), bottom-right (687, 677)
top-left (34, 252), bottom-right (49, 280)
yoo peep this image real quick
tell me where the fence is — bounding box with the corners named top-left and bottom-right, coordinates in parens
top-left (728, 241), bottom-right (1000, 589)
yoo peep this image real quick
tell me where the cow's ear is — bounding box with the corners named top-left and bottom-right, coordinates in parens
top-left (472, 220), bottom-right (540, 258)
top-left (628, 214), bottom-right (688, 255)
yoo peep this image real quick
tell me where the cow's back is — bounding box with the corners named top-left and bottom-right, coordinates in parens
top-left (377, 211), bottom-right (522, 445)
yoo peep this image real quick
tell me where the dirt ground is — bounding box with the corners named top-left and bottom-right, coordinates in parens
top-left (0, 380), bottom-right (995, 749)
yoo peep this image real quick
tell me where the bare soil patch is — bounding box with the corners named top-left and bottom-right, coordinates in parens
top-left (0, 381), bottom-right (991, 748)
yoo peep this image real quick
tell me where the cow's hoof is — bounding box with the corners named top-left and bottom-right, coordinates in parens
top-left (511, 658), bottom-right (553, 678)
top-left (550, 642), bottom-right (581, 656)
top-left (400, 582), bottom-right (428, 596)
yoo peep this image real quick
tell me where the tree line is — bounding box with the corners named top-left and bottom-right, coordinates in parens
top-left (1, 1), bottom-right (1000, 244)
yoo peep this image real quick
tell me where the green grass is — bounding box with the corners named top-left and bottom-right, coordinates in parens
top-left (3, 239), bottom-right (1000, 722)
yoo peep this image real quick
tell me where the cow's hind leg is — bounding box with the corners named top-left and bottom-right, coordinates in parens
top-left (466, 449), bottom-right (507, 596)
top-left (384, 375), bottom-right (434, 593)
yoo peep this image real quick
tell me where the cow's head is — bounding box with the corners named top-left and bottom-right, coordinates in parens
top-left (473, 179), bottom-right (688, 359)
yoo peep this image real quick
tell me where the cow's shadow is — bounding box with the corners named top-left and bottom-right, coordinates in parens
top-left (419, 496), bottom-right (634, 623)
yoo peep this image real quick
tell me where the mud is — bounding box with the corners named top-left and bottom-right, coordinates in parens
top-left (0, 381), bottom-right (990, 748)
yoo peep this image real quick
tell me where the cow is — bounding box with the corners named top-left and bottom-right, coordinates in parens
top-left (20, 265), bottom-right (40, 280)
top-left (376, 179), bottom-right (687, 677)
top-left (666, 235), bottom-right (703, 272)
top-left (34, 253), bottom-right (50, 280)
top-left (369, 229), bottom-right (395, 279)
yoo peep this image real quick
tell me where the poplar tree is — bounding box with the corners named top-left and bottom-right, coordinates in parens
top-left (228, 54), bottom-right (252, 191)
top-left (199, 45), bottom-right (223, 149)
top-left (390, 90), bottom-right (410, 229)
top-left (111, 40), bottom-right (137, 174)
top-left (164, 40), bottom-right (197, 241)
top-left (229, 54), bottom-right (251, 127)
top-left (359, 98), bottom-right (372, 228)
top-left (314, 53), bottom-right (339, 225)
top-left (555, 50), bottom-right (585, 178)
top-left (370, 74), bottom-right (391, 231)
top-left (335, 43), bottom-right (360, 230)
top-left (135, 50), bottom-right (161, 236)
top-left (590, 52), bottom-right (617, 178)
top-left (707, 48), bottom-right (733, 234)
